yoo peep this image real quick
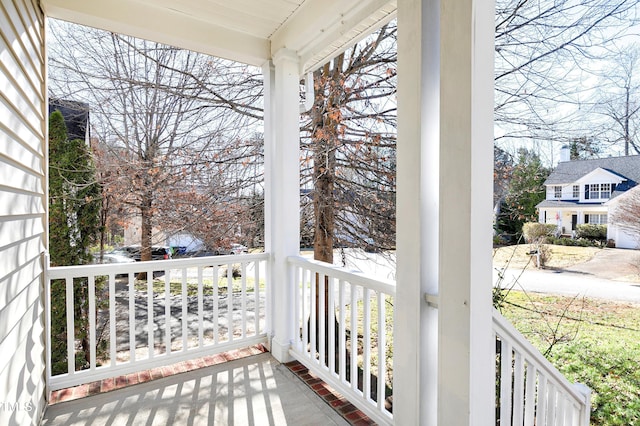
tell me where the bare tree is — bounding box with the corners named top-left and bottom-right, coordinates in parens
top-left (302, 23), bottom-right (397, 263)
top-left (494, 0), bottom-right (638, 154)
top-left (48, 20), bottom-right (263, 258)
top-left (597, 45), bottom-right (640, 155)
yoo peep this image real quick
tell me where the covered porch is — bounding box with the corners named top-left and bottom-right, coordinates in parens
top-left (39, 251), bottom-right (589, 425)
top-left (539, 203), bottom-right (608, 236)
top-left (0, 0), bottom-right (591, 425)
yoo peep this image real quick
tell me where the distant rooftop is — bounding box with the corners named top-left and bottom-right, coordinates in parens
top-left (49, 98), bottom-right (89, 142)
top-left (545, 155), bottom-right (640, 193)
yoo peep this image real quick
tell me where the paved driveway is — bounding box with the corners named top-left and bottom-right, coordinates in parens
top-left (494, 248), bottom-right (640, 303)
top-left (494, 267), bottom-right (640, 303)
top-left (561, 247), bottom-right (640, 281)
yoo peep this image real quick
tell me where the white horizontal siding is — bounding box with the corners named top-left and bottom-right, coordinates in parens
top-left (0, 125), bottom-right (44, 173)
top-left (0, 0), bottom-right (46, 425)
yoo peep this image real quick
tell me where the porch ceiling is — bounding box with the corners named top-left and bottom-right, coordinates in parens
top-left (42, 0), bottom-right (397, 73)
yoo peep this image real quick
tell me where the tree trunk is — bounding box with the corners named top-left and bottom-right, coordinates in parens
top-left (140, 191), bottom-right (153, 262)
top-left (137, 191), bottom-right (154, 280)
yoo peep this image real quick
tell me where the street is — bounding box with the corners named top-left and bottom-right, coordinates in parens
top-left (494, 267), bottom-right (640, 303)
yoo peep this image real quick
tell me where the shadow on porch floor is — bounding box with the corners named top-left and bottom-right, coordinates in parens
top-left (42, 347), bottom-right (373, 425)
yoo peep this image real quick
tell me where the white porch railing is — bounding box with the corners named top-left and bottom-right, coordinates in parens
top-left (288, 256), bottom-right (395, 426)
top-left (45, 253), bottom-right (269, 391)
top-left (45, 251), bottom-right (591, 425)
top-left (493, 310), bottom-right (591, 426)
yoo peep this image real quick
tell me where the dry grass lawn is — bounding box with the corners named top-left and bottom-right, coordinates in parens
top-left (492, 244), bottom-right (601, 270)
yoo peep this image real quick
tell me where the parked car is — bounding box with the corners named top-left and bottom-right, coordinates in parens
top-left (189, 244), bottom-right (248, 257)
top-left (216, 243), bottom-right (248, 255)
top-left (228, 243), bottom-right (248, 254)
top-left (115, 245), bottom-right (172, 261)
top-left (92, 252), bottom-right (136, 264)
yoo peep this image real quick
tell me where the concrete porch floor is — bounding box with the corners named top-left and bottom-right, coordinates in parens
top-left (42, 352), bottom-right (349, 426)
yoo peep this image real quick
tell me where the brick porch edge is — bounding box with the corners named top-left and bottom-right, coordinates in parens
top-left (48, 344), bottom-right (268, 405)
top-left (283, 360), bottom-right (375, 426)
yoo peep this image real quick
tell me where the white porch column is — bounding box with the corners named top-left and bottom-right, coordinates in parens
top-left (263, 49), bottom-right (301, 362)
top-left (394, 0), bottom-right (495, 424)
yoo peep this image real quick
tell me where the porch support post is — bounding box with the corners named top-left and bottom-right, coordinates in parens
top-left (395, 0), bottom-right (495, 424)
top-left (263, 49), bottom-right (301, 362)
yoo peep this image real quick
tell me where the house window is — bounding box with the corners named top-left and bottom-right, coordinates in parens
top-left (554, 186), bottom-right (562, 199)
top-left (586, 214), bottom-right (607, 225)
top-left (572, 185), bottom-right (579, 198)
top-left (586, 183), bottom-right (612, 200)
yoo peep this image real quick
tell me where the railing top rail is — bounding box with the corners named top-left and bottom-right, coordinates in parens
top-left (493, 309), bottom-right (589, 405)
top-left (46, 252), bottom-right (269, 279)
top-left (287, 255), bottom-right (396, 295)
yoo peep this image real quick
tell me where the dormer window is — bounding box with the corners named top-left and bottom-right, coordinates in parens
top-left (554, 186), bottom-right (562, 199)
top-left (585, 183), bottom-right (612, 200)
top-left (572, 185), bottom-right (579, 198)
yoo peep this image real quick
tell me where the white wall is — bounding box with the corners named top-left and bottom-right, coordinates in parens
top-left (0, 0), bottom-right (47, 423)
top-left (607, 194), bottom-right (640, 249)
top-left (545, 184), bottom-right (578, 200)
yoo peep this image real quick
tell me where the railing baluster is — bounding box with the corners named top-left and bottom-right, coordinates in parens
top-left (88, 275), bottom-right (96, 370)
top-left (564, 397), bottom-right (574, 426)
top-left (182, 268), bottom-right (188, 351)
top-left (310, 268), bottom-right (316, 361)
top-left (513, 350), bottom-right (525, 425)
top-left (254, 258), bottom-right (260, 335)
top-left (164, 271), bottom-right (171, 355)
top-left (65, 277), bottom-right (74, 375)
top-left (301, 267), bottom-right (308, 353)
top-left (555, 386), bottom-right (564, 426)
top-left (538, 374), bottom-right (548, 425)
top-left (147, 269), bottom-right (154, 359)
top-left (328, 276), bottom-right (336, 377)
top-left (198, 266), bottom-right (204, 348)
top-left (293, 265), bottom-right (301, 351)
top-left (547, 383), bottom-right (559, 425)
top-left (524, 363), bottom-right (537, 426)
top-left (213, 265), bottom-right (219, 345)
top-left (241, 262), bottom-right (247, 339)
top-left (499, 339), bottom-right (513, 423)
top-left (363, 288), bottom-right (371, 400)
top-left (350, 282), bottom-right (357, 391)
top-left (548, 383), bottom-right (557, 425)
top-left (377, 291), bottom-right (386, 411)
top-left (265, 258), bottom-right (271, 338)
top-left (227, 263), bottom-right (233, 342)
top-left (318, 273), bottom-right (325, 368)
top-left (339, 279), bottom-right (346, 384)
top-left (129, 272), bottom-right (136, 363)
top-left (109, 274), bottom-right (116, 367)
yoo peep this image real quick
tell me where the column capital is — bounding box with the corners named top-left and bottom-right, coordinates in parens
top-left (271, 48), bottom-right (299, 67)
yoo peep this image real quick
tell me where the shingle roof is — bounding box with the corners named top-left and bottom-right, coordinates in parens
top-left (545, 155), bottom-right (640, 188)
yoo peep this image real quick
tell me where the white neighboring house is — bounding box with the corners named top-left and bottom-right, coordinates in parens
top-left (537, 147), bottom-right (640, 249)
top-left (606, 185), bottom-right (640, 249)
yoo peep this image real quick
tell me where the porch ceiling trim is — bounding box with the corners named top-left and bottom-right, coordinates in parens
top-left (42, 0), bottom-right (397, 73)
top-left (271, 0), bottom-right (397, 73)
top-left (42, 0), bottom-right (271, 67)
